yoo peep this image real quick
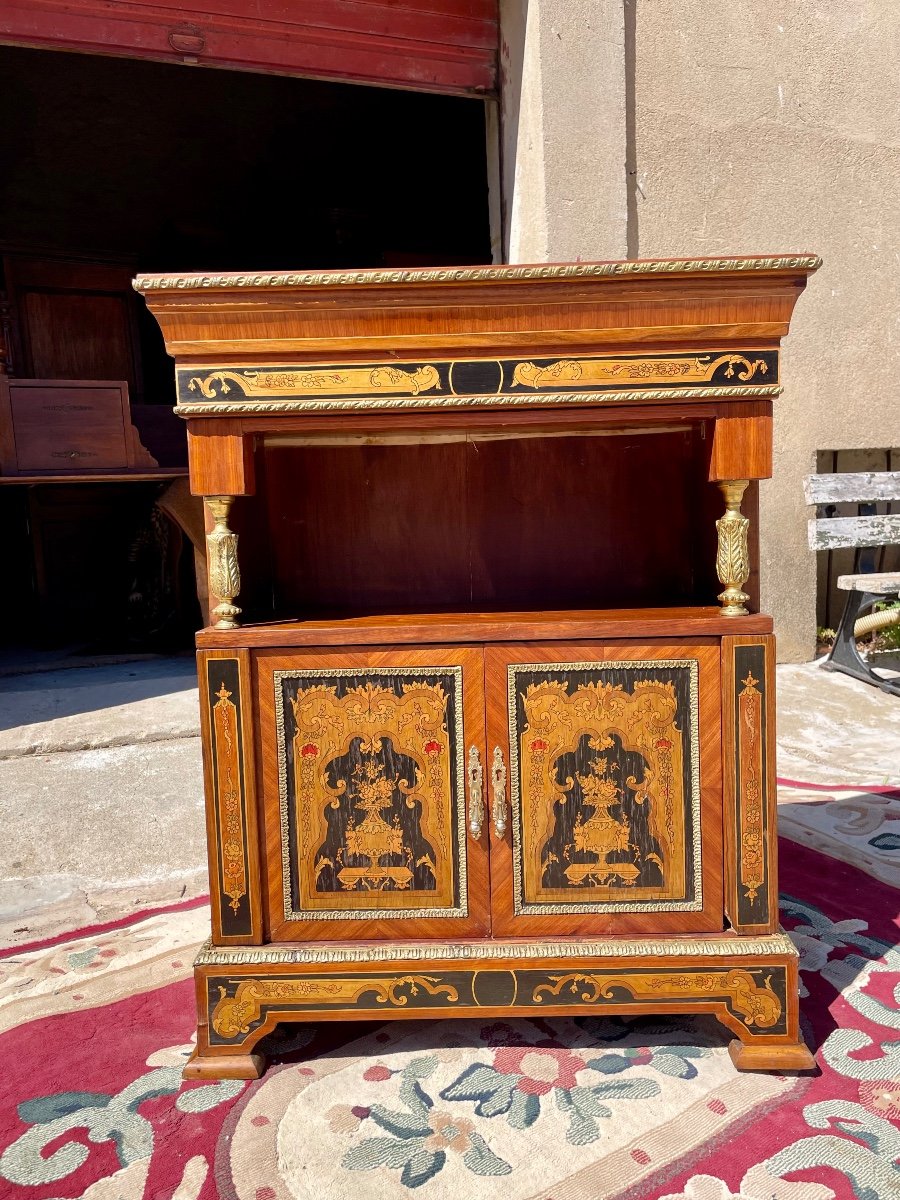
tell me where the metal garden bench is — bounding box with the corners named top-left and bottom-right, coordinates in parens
top-left (805, 470), bottom-right (900, 697)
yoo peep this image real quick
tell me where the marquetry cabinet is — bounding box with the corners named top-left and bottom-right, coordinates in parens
top-left (138, 254), bottom-right (820, 1078)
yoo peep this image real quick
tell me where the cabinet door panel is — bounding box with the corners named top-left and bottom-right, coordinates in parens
top-left (257, 646), bottom-right (489, 941)
top-left (487, 642), bottom-right (723, 936)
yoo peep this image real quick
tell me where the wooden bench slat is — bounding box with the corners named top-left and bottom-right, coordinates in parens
top-left (803, 470), bottom-right (900, 505)
top-left (836, 572), bottom-right (900, 593)
top-left (808, 512), bottom-right (900, 551)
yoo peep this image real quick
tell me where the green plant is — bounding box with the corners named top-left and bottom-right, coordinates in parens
top-left (873, 600), bottom-right (900, 649)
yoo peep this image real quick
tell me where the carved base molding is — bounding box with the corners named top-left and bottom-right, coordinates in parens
top-left (187, 935), bottom-right (811, 1078)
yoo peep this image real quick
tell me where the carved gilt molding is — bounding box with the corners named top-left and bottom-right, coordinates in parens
top-left (194, 930), bottom-right (799, 966)
top-left (211, 975), bottom-right (460, 1038)
top-left (135, 255), bottom-right (823, 292)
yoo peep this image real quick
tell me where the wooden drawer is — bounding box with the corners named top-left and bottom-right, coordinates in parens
top-left (4, 379), bottom-right (132, 472)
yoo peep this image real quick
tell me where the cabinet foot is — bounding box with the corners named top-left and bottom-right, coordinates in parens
top-left (183, 1049), bottom-right (266, 1080)
top-left (728, 1038), bottom-right (816, 1073)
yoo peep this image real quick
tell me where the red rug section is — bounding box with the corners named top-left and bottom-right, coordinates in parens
top-left (0, 893), bottom-right (211, 959)
top-left (0, 837), bottom-right (895, 1200)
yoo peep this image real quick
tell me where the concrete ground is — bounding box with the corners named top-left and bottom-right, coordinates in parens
top-left (1, 655), bottom-right (898, 947)
top-left (0, 658), bottom-right (205, 946)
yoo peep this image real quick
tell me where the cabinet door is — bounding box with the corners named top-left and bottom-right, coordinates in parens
top-left (257, 646), bottom-right (489, 940)
top-left (486, 642), bottom-right (723, 936)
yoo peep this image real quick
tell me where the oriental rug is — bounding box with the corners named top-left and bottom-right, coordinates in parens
top-left (0, 779), bottom-right (897, 1200)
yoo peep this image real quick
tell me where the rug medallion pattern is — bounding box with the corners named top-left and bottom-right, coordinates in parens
top-left (0, 779), bottom-right (897, 1199)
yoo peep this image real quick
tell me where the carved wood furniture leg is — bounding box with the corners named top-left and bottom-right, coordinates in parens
top-left (183, 1049), bottom-right (266, 1080)
top-left (716, 479), bottom-right (751, 615)
top-left (728, 1040), bottom-right (816, 1071)
top-left (726, 955), bottom-right (815, 1071)
top-left (205, 495), bottom-right (242, 629)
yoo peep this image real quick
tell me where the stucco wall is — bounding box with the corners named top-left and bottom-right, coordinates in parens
top-left (501, 1), bottom-right (900, 660)
top-left (633, 1), bottom-right (900, 660)
top-left (500, 0), bottom-right (627, 261)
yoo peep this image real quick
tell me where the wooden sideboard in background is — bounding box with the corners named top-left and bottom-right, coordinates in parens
top-left (0, 251), bottom-right (198, 648)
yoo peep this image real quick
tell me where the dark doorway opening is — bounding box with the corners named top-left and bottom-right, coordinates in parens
top-left (0, 44), bottom-right (492, 662)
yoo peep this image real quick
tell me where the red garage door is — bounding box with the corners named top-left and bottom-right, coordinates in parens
top-left (0, 1), bottom-right (497, 96)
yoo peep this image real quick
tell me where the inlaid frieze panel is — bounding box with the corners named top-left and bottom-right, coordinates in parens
top-left (202, 963), bottom-right (787, 1045)
top-left (275, 667), bottom-right (467, 921)
top-left (176, 349), bottom-right (779, 414)
top-left (508, 660), bottom-right (702, 915)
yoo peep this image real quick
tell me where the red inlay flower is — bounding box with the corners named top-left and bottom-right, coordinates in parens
top-left (655, 738), bottom-right (672, 751)
top-left (492, 1046), bottom-right (584, 1095)
top-left (300, 743), bottom-right (319, 758)
top-left (423, 740), bottom-right (441, 755)
top-left (530, 738), bottom-right (549, 752)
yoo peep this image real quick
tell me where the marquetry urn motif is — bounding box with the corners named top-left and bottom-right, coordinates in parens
top-left (275, 667), bottom-right (467, 921)
top-left (509, 661), bottom-right (702, 916)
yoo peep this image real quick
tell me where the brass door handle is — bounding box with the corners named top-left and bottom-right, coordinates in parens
top-left (491, 746), bottom-right (508, 838)
top-left (467, 745), bottom-right (484, 838)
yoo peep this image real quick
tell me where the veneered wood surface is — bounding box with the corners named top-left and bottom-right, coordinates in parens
top-left (197, 609), bottom-right (774, 649)
top-left (7, 380), bottom-right (133, 472)
top-left (188, 422), bottom-right (256, 496)
top-left (0, 471), bottom-right (186, 484)
top-left (708, 402), bottom-right (773, 481)
top-left (254, 645), bottom-right (490, 942)
top-left (138, 258), bottom-right (818, 364)
top-left (485, 641), bottom-right (724, 937)
top-left (4, 255), bottom-right (142, 392)
top-left (259, 430), bottom-right (708, 616)
top-left (190, 403), bottom-right (719, 441)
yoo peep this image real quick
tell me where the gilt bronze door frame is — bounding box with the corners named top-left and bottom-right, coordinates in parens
top-left (256, 646), bottom-right (489, 941)
top-left (485, 642), bottom-right (724, 937)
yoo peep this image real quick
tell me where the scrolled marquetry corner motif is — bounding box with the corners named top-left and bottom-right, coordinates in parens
top-left (205, 496), bottom-right (241, 629)
top-left (189, 364), bottom-right (440, 401)
top-left (212, 680), bottom-right (246, 914)
top-left (211, 975), bottom-right (460, 1039)
top-left (737, 670), bottom-right (765, 901)
top-left (716, 480), bottom-right (751, 616)
top-left (531, 968), bottom-right (782, 1030)
top-left (512, 353), bottom-right (768, 390)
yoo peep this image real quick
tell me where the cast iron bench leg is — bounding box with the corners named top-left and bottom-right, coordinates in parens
top-left (822, 589), bottom-right (900, 697)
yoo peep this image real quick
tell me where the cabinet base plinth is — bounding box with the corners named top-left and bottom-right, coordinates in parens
top-left (189, 931), bottom-right (806, 1079)
top-left (183, 1049), bottom-right (265, 1080)
top-left (728, 1038), bottom-right (816, 1072)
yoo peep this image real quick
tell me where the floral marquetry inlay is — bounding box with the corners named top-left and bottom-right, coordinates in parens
top-left (509, 661), bottom-right (702, 916)
top-left (275, 667), bottom-right (467, 922)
